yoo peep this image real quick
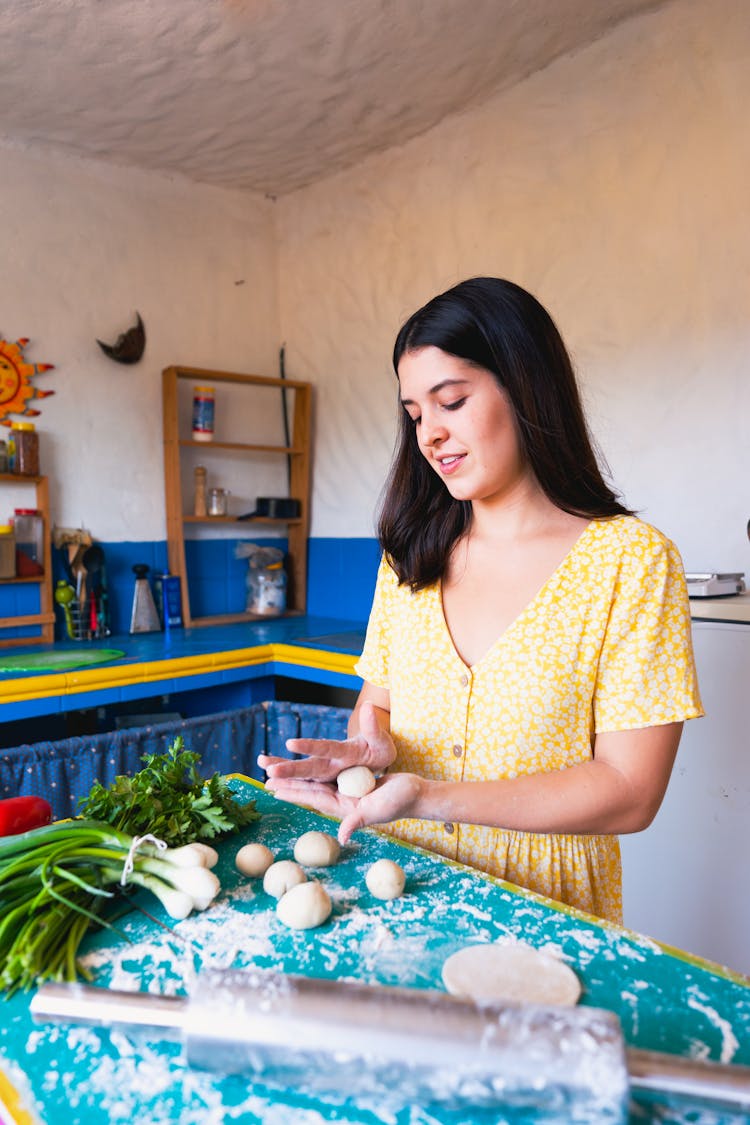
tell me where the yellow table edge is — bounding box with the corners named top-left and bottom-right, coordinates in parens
top-left (0, 1067), bottom-right (37, 1125)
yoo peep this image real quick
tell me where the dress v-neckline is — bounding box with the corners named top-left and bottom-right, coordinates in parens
top-left (437, 519), bottom-right (598, 672)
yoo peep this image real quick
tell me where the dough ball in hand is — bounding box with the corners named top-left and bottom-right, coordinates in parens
top-left (293, 830), bottom-right (341, 867)
top-left (365, 858), bottom-right (406, 900)
top-left (336, 765), bottom-right (377, 798)
top-left (276, 880), bottom-right (332, 930)
top-left (235, 843), bottom-right (275, 877)
top-left (263, 859), bottom-right (307, 899)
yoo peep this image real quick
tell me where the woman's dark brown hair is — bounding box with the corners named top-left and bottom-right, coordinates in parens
top-left (379, 277), bottom-right (631, 589)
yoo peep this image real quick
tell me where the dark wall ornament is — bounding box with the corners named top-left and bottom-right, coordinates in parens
top-left (96, 312), bottom-right (146, 365)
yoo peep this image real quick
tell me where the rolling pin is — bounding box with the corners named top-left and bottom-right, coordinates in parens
top-left (31, 970), bottom-right (750, 1119)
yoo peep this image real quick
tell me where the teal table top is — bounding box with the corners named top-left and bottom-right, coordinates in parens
top-left (1, 782), bottom-right (748, 1125)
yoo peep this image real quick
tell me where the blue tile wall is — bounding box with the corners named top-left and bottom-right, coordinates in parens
top-left (0, 537), bottom-right (380, 642)
top-left (306, 538), bottom-right (381, 621)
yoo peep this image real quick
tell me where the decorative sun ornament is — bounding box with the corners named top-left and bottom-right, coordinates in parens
top-left (0, 336), bottom-right (55, 424)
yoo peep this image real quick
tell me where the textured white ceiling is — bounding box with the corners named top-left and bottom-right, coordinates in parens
top-left (0, 0), bottom-right (667, 196)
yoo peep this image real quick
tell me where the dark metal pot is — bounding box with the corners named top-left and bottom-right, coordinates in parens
top-left (238, 498), bottom-right (301, 520)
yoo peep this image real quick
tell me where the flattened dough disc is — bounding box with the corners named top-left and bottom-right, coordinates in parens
top-left (441, 943), bottom-right (581, 1006)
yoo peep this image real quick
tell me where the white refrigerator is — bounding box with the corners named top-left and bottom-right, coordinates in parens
top-left (620, 619), bottom-right (750, 975)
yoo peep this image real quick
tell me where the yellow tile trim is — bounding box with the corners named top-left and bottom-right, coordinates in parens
top-left (0, 642), bottom-right (358, 706)
top-left (271, 643), bottom-right (359, 676)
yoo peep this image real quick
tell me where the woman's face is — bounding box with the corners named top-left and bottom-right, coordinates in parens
top-left (398, 346), bottom-right (532, 506)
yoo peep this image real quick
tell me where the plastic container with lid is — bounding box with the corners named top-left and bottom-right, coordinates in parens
top-left (0, 525), bottom-right (16, 578)
top-left (13, 508), bottom-right (44, 574)
top-left (8, 421), bottom-right (39, 476)
top-left (246, 560), bottom-right (287, 616)
top-left (192, 386), bottom-right (215, 442)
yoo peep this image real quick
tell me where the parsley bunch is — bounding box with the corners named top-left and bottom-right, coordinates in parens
top-left (77, 736), bottom-right (258, 846)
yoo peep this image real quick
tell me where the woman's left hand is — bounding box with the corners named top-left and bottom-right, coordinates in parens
top-left (265, 771), bottom-right (424, 845)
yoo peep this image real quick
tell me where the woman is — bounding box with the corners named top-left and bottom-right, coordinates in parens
top-left (260, 277), bottom-right (703, 923)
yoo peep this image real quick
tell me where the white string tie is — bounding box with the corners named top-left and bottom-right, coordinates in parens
top-left (121, 833), bottom-right (167, 886)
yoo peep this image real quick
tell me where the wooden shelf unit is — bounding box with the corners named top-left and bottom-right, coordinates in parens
top-left (162, 365), bottom-right (312, 628)
top-left (0, 473), bottom-right (55, 647)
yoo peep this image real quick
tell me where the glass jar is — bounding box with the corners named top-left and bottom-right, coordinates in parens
top-left (9, 422), bottom-right (39, 476)
top-left (246, 562), bottom-right (287, 616)
top-left (13, 509), bottom-right (44, 571)
top-left (208, 487), bottom-right (229, 517)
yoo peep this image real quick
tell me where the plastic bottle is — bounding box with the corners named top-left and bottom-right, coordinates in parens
top-left (192, 386), bottom-right (215, 442)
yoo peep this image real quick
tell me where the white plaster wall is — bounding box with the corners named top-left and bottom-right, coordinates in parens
top-left (276, 0), bottom-right (750, 574)
top-left (0, 147), bottom-right (280, 540)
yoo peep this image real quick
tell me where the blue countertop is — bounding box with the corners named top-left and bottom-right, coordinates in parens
top-left (0, 616), bottom-right (367, 722)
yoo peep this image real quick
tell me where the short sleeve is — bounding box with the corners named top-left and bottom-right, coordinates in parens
top-left (354, 555), bottom-right (396, 690)
top-left (594, 534), bottom-right (704, 732)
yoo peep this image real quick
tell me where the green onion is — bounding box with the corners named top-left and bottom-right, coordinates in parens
top-left (0, 819), bottom-right (222, 995)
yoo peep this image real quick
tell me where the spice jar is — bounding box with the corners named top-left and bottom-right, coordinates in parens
top-left (192, 385), bottom-right (215, 442)
top-left (9, 422), bottom-right (40, 476)
top-left (208, 487), bottom-right (229, 517)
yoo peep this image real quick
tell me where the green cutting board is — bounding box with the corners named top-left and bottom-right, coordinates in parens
top-left (0, 780), bottom-right (748, 1125)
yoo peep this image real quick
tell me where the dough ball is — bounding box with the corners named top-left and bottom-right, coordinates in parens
top-left (365, 858), bottom-right (406, 900)
top-left (262, 859), bottom-right (307, 899)
top-left (441, 943), bottom-right (581, 1006)
top-left (293, 830), bottom-right (341, 867)
top-left (235, 843), bottom-right (275, 878)
top-left (276, 880), bottom-right (332, 930)
top-left (336, 765), bottom-right (377, 798)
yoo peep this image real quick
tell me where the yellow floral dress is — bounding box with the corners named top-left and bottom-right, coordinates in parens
top-left (355, 516), bottom-right (703, 924)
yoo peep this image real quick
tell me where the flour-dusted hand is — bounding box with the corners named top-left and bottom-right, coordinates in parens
top-left (258, 701), bottom-right (396, 784)
top-left (266, 770), bottom-right (425, 846)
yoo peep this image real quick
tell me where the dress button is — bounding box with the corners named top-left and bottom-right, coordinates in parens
top-left (459, 674), bottom-right (469, 687)
top-left (443, 822), bottom-right (455, 834)
top-left (452, 744), bottom-right (462, 758)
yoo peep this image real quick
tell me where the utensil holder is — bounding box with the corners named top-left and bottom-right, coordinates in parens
top-left (57, 594), bottom-right (110, 641)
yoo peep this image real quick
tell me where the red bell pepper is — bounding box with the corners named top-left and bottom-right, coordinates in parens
top-left (0, 795), bottom-right (53, 837)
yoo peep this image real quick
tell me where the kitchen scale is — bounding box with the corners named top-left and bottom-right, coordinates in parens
top-left (685, 572), bottom-right (746, 597)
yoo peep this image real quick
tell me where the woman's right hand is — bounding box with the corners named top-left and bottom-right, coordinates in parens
top-left (257, 700), bottom-right (396, 784)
